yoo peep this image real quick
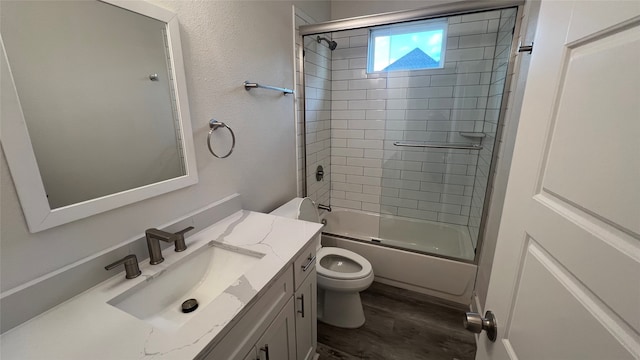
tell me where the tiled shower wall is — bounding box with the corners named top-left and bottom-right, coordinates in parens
top-left (328, 10), bottom-right (513, 228)
top-left (303, 31), bottom-right (332, 205)
top-left (468, 9), bottom-right (517, 247)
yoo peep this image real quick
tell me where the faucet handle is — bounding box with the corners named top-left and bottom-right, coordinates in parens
top-left (175, 226), bottom-right (194, 236)
top-left (105, 254), bottom-right (141, 279)
top-left (173, 226), bottom-right (194, 252)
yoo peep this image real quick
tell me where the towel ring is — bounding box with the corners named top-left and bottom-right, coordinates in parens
top-left (207, 119), bottom-right (235, 158)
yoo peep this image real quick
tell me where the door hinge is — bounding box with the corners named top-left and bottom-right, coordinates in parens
top-left (517, 41), bottom-right (534, 54)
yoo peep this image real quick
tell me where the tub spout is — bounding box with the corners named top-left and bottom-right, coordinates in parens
top-left (318, 204), bottom-right (332, 212)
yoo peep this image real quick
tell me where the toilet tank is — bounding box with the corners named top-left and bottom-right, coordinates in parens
top-left (270, 197), bottom-right (320, 223)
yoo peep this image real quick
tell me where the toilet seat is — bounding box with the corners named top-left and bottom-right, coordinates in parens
top-left (317, 247), bottom-right (372, 280)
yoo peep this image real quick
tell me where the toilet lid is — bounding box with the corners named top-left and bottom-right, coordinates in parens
top-left (317, 247), bottom-right (372, 280)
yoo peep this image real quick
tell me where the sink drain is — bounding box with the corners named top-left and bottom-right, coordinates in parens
top-left (181, 298), bottom-right (199, 313)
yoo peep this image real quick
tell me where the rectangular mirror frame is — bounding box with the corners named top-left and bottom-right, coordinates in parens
top-left (0, 0), bottom-right (198, 233)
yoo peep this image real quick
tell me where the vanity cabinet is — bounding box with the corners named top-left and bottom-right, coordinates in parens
top-left (294, 267), bottom-right (317, 360)
top-left (198, 266), bottom-right (294, 360)
top-left (198, 240), bottom-right (318, 360)
top-left (293, 240), bottom-right (318, 360)
top-left (244, 298), bottom-right (296, 360)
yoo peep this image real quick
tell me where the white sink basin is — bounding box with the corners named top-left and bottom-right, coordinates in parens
top-left (107, 242), bottom-right (263, 332)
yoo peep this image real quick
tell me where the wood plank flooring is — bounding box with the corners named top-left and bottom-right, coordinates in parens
top-left (317, 282), bottom-right (476, 360)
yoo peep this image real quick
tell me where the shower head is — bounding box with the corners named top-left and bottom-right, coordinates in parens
top-left (317, 36), bottom-right (337, 51)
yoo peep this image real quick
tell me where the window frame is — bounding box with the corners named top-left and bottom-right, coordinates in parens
top-left (366, 18), bottom-right (448, 74)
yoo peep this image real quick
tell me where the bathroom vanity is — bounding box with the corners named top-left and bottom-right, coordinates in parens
top-left (202, 239), bottom-right (318, 360)
top-left (0, 211), bottom-right (322, 360)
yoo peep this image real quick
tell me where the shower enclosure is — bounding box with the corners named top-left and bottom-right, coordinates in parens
top-left (298, 2), bottom-right (521, 275)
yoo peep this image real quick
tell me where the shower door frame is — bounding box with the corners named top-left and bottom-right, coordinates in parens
top-left (298, 0), bottom-right (525, 265)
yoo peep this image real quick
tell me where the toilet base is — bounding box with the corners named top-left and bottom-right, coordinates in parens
top-left (318, 288), bottom-right (366, 328)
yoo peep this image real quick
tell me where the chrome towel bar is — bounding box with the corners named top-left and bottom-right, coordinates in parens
top-left (207, 119), bottom-right (235, 158)
top-left (243, 81), bottom-right (294, 95)
top-left (393, 141), bottom-right (483, 150)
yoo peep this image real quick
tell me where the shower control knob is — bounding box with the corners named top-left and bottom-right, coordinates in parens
top-left (464, 311), bottom-right (497, 342)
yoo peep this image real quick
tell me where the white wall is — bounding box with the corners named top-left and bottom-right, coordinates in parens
top-left (331, 0), bottom-right (466, 19)
top-left (0, 0), bottom-right (330, 293)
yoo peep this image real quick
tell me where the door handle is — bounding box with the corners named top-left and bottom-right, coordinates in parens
top-left (464, 311), bottom-right (497, 341)
top-left (301, 254), bottom-right (316, 272)
top-left (259, 344), bottom-right (270, 360)
top-left (297, 294), bottom-right (305, 318)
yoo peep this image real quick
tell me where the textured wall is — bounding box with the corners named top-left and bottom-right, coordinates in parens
top-left (330, 0), bottom-right (466, 19)
top-left (0, 0), bottom-right (330, 293)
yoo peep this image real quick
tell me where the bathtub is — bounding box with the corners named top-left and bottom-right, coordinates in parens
top-left (321, 208), bottom-right (477, 305)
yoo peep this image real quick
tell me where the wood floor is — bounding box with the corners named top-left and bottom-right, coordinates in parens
top-left (317, 282), bottom-right (476, 360)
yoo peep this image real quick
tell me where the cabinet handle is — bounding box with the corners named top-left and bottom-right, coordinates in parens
top-left (297, 294), bottom-right (305, 318)
top-left (301, 254), bottom-right (316, 272)
top-left (260, 345), bottom-right (270, 360)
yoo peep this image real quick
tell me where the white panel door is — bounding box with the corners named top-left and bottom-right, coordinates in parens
top-left (477, 1), bottom-right (640, 359)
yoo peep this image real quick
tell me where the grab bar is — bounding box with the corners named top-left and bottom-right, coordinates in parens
top-left (393, 141), bottom-right (483, 150)
top-left (243, 81), bottom-right (294, 95)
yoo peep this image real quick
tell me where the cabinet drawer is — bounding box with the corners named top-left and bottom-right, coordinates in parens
top-left (293, 240), bottom-right (317, 290)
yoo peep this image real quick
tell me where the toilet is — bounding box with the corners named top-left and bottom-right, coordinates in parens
top-left (270, 197), bottom-right (374, 328)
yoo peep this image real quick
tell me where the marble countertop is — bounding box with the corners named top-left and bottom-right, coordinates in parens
top-left (0, 210), bottom-right (322, 360)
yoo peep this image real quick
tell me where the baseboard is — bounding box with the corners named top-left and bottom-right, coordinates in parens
top-left (0, 194), bottom-right (242, 334)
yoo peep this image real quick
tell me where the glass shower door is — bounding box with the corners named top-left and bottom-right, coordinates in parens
top-left (375, 8), bottom-right (518, 261)
top-left (302, 7), bottom-right (517, 262)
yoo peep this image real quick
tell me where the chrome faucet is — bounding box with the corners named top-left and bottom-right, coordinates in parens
top-left (145, 226), bottom-right (194, 265)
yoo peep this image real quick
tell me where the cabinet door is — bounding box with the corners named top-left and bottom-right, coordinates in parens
top-left (256, 298), bottom-right (296, 360)
top-left (295, 267), bottom-right (317, 360)
top-left (243, 347), bottom-right (257, 360)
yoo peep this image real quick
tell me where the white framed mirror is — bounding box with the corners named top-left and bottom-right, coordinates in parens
top-left (0, 0), bottom-right (198, 233)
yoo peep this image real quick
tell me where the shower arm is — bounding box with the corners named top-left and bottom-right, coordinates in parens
top-left (316, 36), bottom-right (337, 50)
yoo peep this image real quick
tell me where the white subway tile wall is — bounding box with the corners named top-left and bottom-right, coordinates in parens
top-left (325, 9), bottom-right (515, 233)
top-left (303, 31), bottom-right (332, 206)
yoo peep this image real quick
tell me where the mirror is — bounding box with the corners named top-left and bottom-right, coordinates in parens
top-left (0, 0), bottom-right (198, 232)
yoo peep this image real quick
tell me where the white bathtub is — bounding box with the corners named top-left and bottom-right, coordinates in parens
top-left (321, 208), bottom-right (477, 304)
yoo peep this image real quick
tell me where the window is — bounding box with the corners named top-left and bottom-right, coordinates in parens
top-left (367, 19), bottom-right (447, 73)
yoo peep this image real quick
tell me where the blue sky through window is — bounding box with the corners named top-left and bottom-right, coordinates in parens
top-left (369, 20), bottom-right (447, 72)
